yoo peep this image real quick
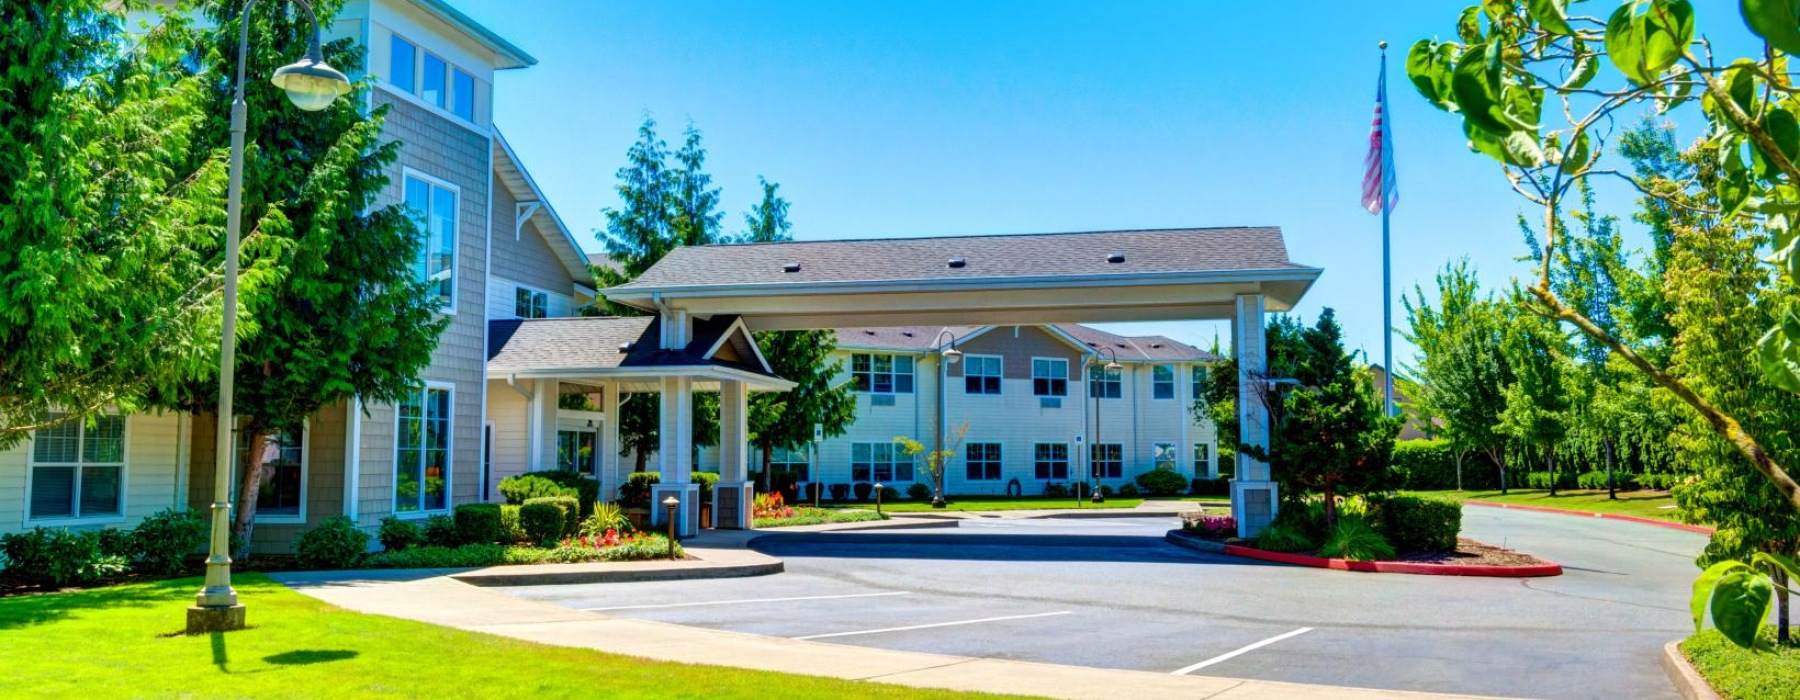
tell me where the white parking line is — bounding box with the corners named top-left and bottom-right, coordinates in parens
top-left (792, 611), bottom-right (1072, 640)
top-left (1170, 627), bottom-right (1315, 675)
top-left (583, 591), bottom-right (911, 611)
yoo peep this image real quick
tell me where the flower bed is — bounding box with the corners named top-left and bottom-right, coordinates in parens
top-left (754, 508), bottom-right (887, 529)
top-left (1167, 528), bottom-right (1561, 577)
top-left (361, 530), bottom-right (680, 569)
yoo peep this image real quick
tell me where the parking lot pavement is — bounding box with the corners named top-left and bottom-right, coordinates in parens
top-left (502, 511), bottom-right (1708, 700)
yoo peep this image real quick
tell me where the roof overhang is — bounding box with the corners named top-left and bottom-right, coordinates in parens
top-left (405, 0), bottom-right (537, 69)
top-left (498, 366), bottom-right (796, 393)
top-left (606, 267), bottom-right (1321, 331)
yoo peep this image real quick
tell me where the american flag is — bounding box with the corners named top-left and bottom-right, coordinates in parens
top-left (1362, 56), bottom-right (1398, 215)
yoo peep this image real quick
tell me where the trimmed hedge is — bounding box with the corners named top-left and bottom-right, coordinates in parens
top-left (1392, 439), bottom-right (1501, 490)
top-left (524, 496), bottom-right (580, 538)
top-left (692, 472), bottom-right (719, 501)
top-left (1375, 494), bottom-right (1461, 553)
top-left (1135, 467), bottom-right (1188, 496)
top-left (126, 508), bottom-right (206, 575)
top-left (498, 474), bottom-right (578, 506)
top-left (517, 470), bottom-right (601, 515)
top-left (499, 504), bottom-right (526, 543)
top-left (454, 503), bottom-right (503, 545)
top-left (518, 503), bottom-right (564, 545)
top-left (0, 528), bottom-right (128, 585)
top-left (1190, 477), bottom-right (1230, 497)
top-left (619, 472), bottom-right (660, 509)
top-left (378, 515), bottom-right (426, 552)
top-left (295, 516), bottom-right (369, 570)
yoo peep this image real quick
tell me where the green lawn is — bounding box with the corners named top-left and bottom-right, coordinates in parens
top-left (0, 574), bottom-right (1038, 700)
top-left (839, 496), bottom-right (1146, 513)
top-left (1407, 488), bottom-right (1685, 522)
top-left (1682, 629), bottom-right (1800, 700)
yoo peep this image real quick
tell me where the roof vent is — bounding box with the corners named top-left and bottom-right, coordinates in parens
top-left (618, 341), bottom-right (633, 353)
top-left (863, 329), bottom-right (876, 335)
top-left (901, 331), bottom-right (914, 337)
top-left (947, 256), bottom-right (966, 269)
top-left (1106, 252), bottom-right (1126, 264)
top-left (1151, 343), bottom-right (1164, 349)
top-left (783, 261), bottom-right (802, 273)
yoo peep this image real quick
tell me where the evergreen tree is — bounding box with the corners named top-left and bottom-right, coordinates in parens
top-left (168, 0), bottom-right (447, 553)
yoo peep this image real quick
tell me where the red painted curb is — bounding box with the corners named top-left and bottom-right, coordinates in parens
top-left (1218, 543), bottom-right (1564, 577)
top-left (1463, 500), bottom-right (1715, 535)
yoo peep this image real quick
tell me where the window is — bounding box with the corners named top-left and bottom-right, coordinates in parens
top-left (1153, 365), bottom-right (1176, 400)
top-left (236, 427), bottom-right (304, 518)
top-left (851, 354), bottom-right (913, 394)
top-left (396, 386), bottom-right (451, 513)
top-left (964, 355), bottom-right (1001, 395)
top-left (1032, 358), bottom-right (1068, 397)
top-left (1193, 443), bottom-right (1211, 474)
top-left (515, 287), bottom-right (548, 319)
top-left (1088, 365), bottom-right (1122, 399)
top-left (1153, 442), bottom-right (1179, 471)
top-left (29, 413), bottom-right (124, 520)
top-left (451, 68), bottom-right (475, 121)
top-left (965, 442), bottom-right (1002, 481)
top-left (404, 174), bottom-right (457, 309)
top-left (1090, 443), bottom-right (1122, 479)
top-left (1033, 443), bottom-right (1069, 480)
top-left (557, 383), bottom-right (603, 412)
top-left (770, 446), bottom-right (810, 482)
top-left (1192, 365), bottom-right (1209, 401)
top-left (851, 442), bottom-right (912, 482)
top-left (556, 430), bottom-right (595, 473)
top-left (421, 52), bottom-right (447, 108)
top-left (388, 35), bottom-right (416, 93)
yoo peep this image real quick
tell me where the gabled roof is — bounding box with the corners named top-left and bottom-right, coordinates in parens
top-left (607, 227), bottom-right (1306, 293)
top-left (493, 133), bottom-right (594, 288)
top-left (486, 315), bottom-right (788, 387)
top-left (403, 0), bottom-right (536, 69)
top-left (834, 324), bottom-right (1215, 362)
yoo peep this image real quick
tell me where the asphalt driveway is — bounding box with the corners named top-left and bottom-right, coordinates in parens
top-left (501, 508), bottom-right (1707, 700)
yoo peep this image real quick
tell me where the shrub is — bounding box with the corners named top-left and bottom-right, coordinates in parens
top-left (294, 516), bottom-right (369, 570)
top-left (1044, 482), bottom-right (1070, 498)
top-left (1317, 515), bottom-right (1396, 561)
top-left (96, 527), bottom-right (134, 559)
top-left (1134, 467), bottom-right (1188, 496)
top-left (127, 508), bottom-right (206, 576)
top-left (518, 470), bottom-right (601, 515)
top-left (1574, 470), bottom-right (1640, 491)
top-left (524, 496), bottom-right (579, 538)
top-left (1180, 512), bottom-right (1238, 538)
top-left (804, 482), bottom-right (824, 502)
top-left (753, 492), bottom-right (793, 520)
top-left (879, 485), bottom-right (900, 502)
top-left (378, 515), bottom-right (426, 552)
top-left (618, 472), bottom-right (660, 509)
top-left (363, 544), bottom-right (505, 569)
top-left (498, 474), bottom-right (577, 505)
top-left (1117, 483), bottom-right (1141, 498)
top-left (1254, 521), bottom-right (1316, 553)
top-left (907, 482), bottom-right (932, 500)
top-left (1098, 484), bottom-right (1115, 498)
top-left (454, 503), bottom-right (503, 545)
top-left (581, 502), bottom-right (632, 536)
top-left (0, 528), bottom-right (129, 586)
top-left (420, 514), bottom-right (458, 547)
top-left (518, 503), bottom-right (565, 545)
top-left (1638, 472), bottom-right (1681, 490)
top-left (498, 504), bottom-right (526, 543)
top-left (1524, 470), bottom-right (1577, 490)
top-left (1390, 439), bottom-right (1499, 490)
top-left (692, 472), bottom-right (719, 502)
top-left (853, 482), bottom-right (873, 501)
top-left (828, 483), bottom-right (850, 501)
top-left (1374, 494), bottom-right (1462, 553)
top-left (1272, 498), bottom-right (1329, 543)
top-left (1189, 477), bottom-right (1230, 497)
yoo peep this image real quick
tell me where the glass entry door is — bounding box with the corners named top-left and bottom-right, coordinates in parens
top-left (557, 429), bottom-right (597, 475)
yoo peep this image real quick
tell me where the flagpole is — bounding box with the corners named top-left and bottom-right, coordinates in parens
top-left (1379, 41), bottom-right (1395, 419)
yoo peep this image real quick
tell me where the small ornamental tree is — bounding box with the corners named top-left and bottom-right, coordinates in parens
top-left (1495, 291), bottom-right (1573, 496)
top-left (895, 424), bottom-right (967, 507)
top-left (1405, 262), bottom-right (1517, 491)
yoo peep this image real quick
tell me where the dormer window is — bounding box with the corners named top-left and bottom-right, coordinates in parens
top-left (388, 32), bottom-right (479, 125)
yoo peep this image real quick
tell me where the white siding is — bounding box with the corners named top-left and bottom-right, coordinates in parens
top-left (0, 412), bottom-right (186, 536)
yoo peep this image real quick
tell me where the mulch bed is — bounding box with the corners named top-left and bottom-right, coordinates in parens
top-left (1393, 538), bottom-right (1552, 567)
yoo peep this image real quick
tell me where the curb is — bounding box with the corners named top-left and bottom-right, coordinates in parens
top-left (1164, 531), bottom-right (1564, 577)
top-left (782, 520), bottom-right (962, 532)
top-left (1464, 500), bottom-right (1715, 534)
top-left (1660, 640), bottom-right (1723, 700)
top-left (1034, 509), bottom-right (1183, 520)
top-left (450, 560), bottom-right (783, 587)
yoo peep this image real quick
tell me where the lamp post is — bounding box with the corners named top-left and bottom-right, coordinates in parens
top-left (873, 482), bottom-right (885, 516)
top-left (187, 0), bottom-right (351, 636)
top-left (931, 329), bottom-right (963, 509)
top-left (1090, 348), bottom-right (1121, 504)
top-left (662, 496), bottom-right (680, 559)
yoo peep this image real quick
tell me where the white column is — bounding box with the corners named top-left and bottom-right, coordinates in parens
top-left (1231, 293), bottom-right (1278, 537)
top-left (715, 379), bottom-right (754, 529)
top-left (652, 374), bottom-right (699, 537)
top-left (601, 382), bottom-right (621, 503)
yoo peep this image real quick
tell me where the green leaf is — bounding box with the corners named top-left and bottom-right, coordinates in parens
top-left (1710, 570), bottom-right (1774, 649)
top-left (1501, 130), bottom-right (1545, 167)
top-left (1643, 0), bottom-right (1695, 74)
top-left (1764, 106), bottom-right (1800, 165)
top-left (1560, 130), bottom-right (1592, 174)
top-left (1754, 551), bottom-right (1800, 583)
top-left (1607, 3), bottom-right (1653, 86)
top-left (1529, 0), bottom-right (1575, 35)
top-left (1452, 42), bottom-right (1515, 136)
top-left (1758, 325), bottom-right (1800, 393)
top-left (1564, 51), bottom-right (1599, 90)
top-left (1408, 40), bottom-right (1458, 111)
top-left (1692, 561), bottom-right (1747, 632)
top-left (1466, 120), bottom-right (1507, 161)
top-left (1742, 0), bottom-right (1800, 55)
top-left (1728, 60), bottom-right (1759, 115)
top-left (1458, 5), bottom-right (1485, 42)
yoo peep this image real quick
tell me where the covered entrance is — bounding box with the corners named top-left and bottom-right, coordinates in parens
top-left (596, 227), bottom-right (1321, 538)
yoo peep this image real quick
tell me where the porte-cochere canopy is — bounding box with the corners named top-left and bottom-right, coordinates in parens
top-left (501, 227), bottom-right (1322, 537)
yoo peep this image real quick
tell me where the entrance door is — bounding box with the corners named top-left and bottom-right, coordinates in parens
top-left (557, 429), bottom-right (598, 477)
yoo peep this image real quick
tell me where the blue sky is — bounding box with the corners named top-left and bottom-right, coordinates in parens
top-left (452, 0), bottom-right (1751, 371)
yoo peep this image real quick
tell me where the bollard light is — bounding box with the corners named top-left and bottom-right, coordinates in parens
top-left (874, 482), bottom-right (884, 516)
top-left (662, 496), bottom-right (680, 560)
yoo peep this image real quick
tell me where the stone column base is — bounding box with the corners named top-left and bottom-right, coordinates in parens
top-left (649, 483), bottom-right (702, 538)
top-left (185, 605), bottom-right (247, 635)
top-left (1231, 480), bottom-right (1279, 538)
top-left (714, 481), bottom-right (755, 530)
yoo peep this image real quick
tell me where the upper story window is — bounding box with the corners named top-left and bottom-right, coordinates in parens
top-left (851, 353), bottom-right (913, 394)
top-left (964, 355), bottom-right (1001, 395)
top-left (1088, 365), bottom-right (1122, 399)
top-left (29, 413), bottom-right (124, 521)
top-left (404, 173), bottom-right (457, 310)
top-left (770, 446), bottom-right (811, 483)
top-left (557, 383), bottom-right (604, 412)
top-left (515, 287), bottom-right (547, 319)
top-left (1153, 365), bottom-right (1176, 400)
top-left (388, 32), bottom-right (478, 124)
top-left (1032, 358), bottom-right (1068, 397)
top-left (1192, 365), bottom-right (1209, 400)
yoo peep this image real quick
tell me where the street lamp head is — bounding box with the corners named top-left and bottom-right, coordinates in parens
top-left (661, 496), bottom-right (680, 508)
top-left (1104, 360), bottom-right (1122, 371)
top-left (940, 345), bottom-right (963, 364)
top-left (271, 52), bottom-right (350, 111)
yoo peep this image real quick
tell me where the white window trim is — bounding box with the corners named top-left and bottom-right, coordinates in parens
top-left (24, 413), bottom-right (130, 527)
top-left (402, 168), bottom-right (462, 316)
top-left (1090, 442), bottom-right (1124, 479)
top-left (962, 354), bottom-right (1003, 396)
top-left (512, 283), bottom-right (550, 319)
top-left (228, 420), bottom-right (311, 525)
top-left (394, 381), bottom-right (456, 518)
top-left (850, 353), bottom-right (914, 395)
top-left (1152, 364), bottom-right (1177, 400)
top-left (1030, 356), bottom-right (1070, 398)
top-left (1089, 364), bottom-right (1124, 400)
top-left (380, 31), bottom-right (483, 130)
top-left (1032, 441), bottom-right (1070, 480)
top-left (1152, 441), bottom-right (1180, 471)
top-left (964, 441), bottom-right (1003, 481)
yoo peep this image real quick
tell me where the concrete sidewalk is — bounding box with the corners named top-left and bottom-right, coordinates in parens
top-left (271, 569), bottom-right (1529, 700)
